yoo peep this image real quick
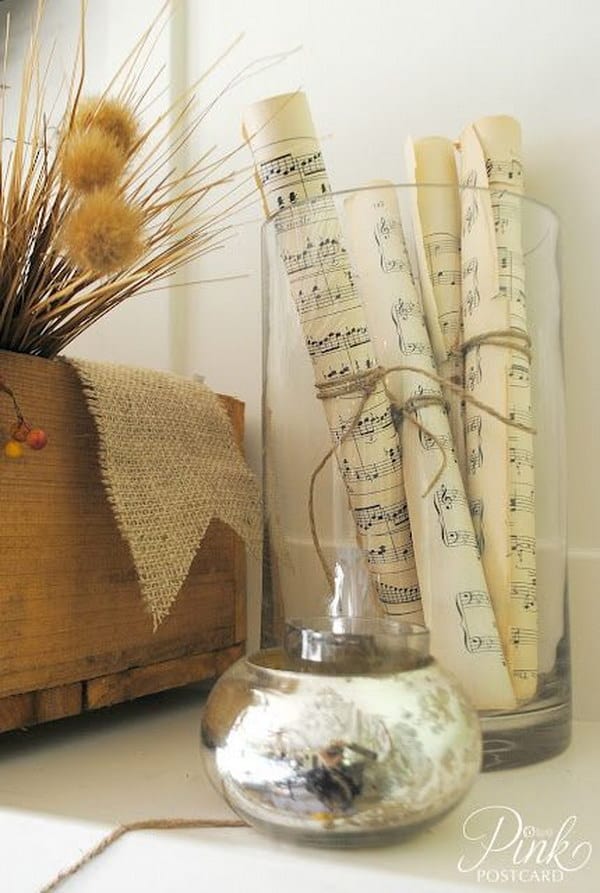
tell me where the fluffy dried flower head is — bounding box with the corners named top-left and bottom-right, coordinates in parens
top-left (62, 129), bottom-right (125, 193)
top-left (62, 189), bottom-right (144, 275)
top-left (75, 96), bottom-right (139, 155)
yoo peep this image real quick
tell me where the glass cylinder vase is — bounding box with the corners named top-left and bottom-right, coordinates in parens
top-left (261, 184), bottom-right (569, 771)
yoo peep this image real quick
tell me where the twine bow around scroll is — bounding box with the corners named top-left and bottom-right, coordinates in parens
top-left (309, 347), bottom-right (536, 591)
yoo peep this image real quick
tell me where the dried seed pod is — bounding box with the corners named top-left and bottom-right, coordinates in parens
top-left (62, 189), bottom-right (143, 275)
top-left (75, 96), bottom-right (139, 155)
top-left (62, 129), bottom-right (126, 193)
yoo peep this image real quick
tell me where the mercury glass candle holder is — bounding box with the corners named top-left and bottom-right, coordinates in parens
top-left (201, 617), bottom-right (482, 846)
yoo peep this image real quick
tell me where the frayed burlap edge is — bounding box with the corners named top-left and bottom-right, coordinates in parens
top-left (65, 357), bottom-right (262, 628)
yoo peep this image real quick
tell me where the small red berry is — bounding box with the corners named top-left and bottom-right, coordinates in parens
top-left (4, 439), bottom-right (24, 458)
top-left (25, 428), bottom-right (48, 450)
top-left (11, 420), bottom-right (31, 442)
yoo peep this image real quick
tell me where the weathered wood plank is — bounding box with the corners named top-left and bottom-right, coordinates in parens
top-left (85, 643), bottom-right (244, 709)
top-left (0, 683), bottom-right (83, 732)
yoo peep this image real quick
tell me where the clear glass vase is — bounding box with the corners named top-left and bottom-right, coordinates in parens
top-left (261, 184), bottom-right (569, 771)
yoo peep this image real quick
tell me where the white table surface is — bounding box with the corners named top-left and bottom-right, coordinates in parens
top-left (0, 685), bottom-right (597, 893)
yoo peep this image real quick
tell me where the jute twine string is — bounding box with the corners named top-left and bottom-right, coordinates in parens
top-left (457, 328), bottom-right (533, 361)
top-left (309, 329), bottom-right (536, 590)
top-left (40, 818), bottom-right (248, 892)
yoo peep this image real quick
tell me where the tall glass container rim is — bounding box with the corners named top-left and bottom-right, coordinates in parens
top-left (260, 183), bottom-right (558, 235)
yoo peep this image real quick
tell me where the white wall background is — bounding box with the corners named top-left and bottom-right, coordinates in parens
top-left (3, 0), bottom-right (598, 717)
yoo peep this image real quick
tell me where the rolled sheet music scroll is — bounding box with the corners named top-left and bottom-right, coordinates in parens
top-left (406, 138), bottom-right (467, 484)
top-left (345, 184), bottom-right (515, 709)
top-left (242, 93), bottom-right (423, 621)
top-left (458, 116), bottom-right (538, 701)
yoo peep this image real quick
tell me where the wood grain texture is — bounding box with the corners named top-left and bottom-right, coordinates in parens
top-left (0, 350), bottom-right (246, 728)
top-left (0, 683), bottom-right (83, 732)
top-left (86, 643), bottom-right (244, 709)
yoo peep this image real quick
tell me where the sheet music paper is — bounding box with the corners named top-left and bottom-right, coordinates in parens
top-left (242, 93), bottom-right (422, 621)
top-left (458, 116), bottom-right (538, 701)
top-left (405, 137), bottom-right (467, 484)
top-left (345, 184), bottom-right (515, 709)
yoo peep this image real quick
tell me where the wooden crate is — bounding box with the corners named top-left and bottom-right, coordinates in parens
top-left (0, 349), bottom-right (246, 732)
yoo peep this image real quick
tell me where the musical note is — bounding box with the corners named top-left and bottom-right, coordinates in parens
top-left (497, 246), bottom-right (513, 275)
top-left (295, 277), bottom-right (359, 317)
top-left (509, 490), bottom-right (535, 513)
top-left (377, 582), bottom-right (421, 605)
top-left (417, 426), bottom-right (451, 452)
top-left (424, 232), bottom-right (460, 272)
top-left (439, 311), bottom-right (460, 342)
top-left (470, 498), bottom-right (485, 554)
top-left (322, 353), bottom-right (376, 382)
top-left (457, 591), bottom-right (490, 608)
top-left (509, 446), bottom-right (534, 474)
top-left (465, 348), bottom-right (482, 390)
top-left (466, 415), bottom-right (482, 435)
top-left (391, 302), bottom-right (428, 356)
top-left (464, 286), bottom-right (480, 315)
top-left (274, 195), bottom-right (336, 234)
top-left (374, 216), bottom-right (412, 275)
top-left (511, 582), bottom-right (537, 612)
top-left (455, 590), bottom-right (503, 655)
top-left (352, 500), bottom-right (410, 534)
top-left (485, 157), bottom-right (524, 186)
top-left (512, 669), bottom-right (538, 680)
top-left (281, 236), bottom-right (347, 276)
top-left (340, 445), bottom-right (401, 486)
top-left (508, 406), bottom-right (533, 428)
top-left (469, 498), bottom-right (483, 517)
top-left (466, 413), bottom-right (484, 475)
top-left (510, 626), bottom-right (538, 648)
top-left (462, 257), bottom-right (479, 278)
top-left (468, 444), bottom-right (484, 474)
top-left (434, 488), bottom-right (477, 549)
top-left (493, 198), bottom-right (520, 235)
top-left (332, 401), bottom-right (394, 444)
top-left (510, 534), bottom-right (536, 564)
top-left (441, 528), bottom-right (478, 549)
top-left (259, 149), bottom-right (329, 210)
top-left (434, 484), bottom-right (468, 511)
top-left (461, 170), bottom-right (479, 235)
top-left (462, 255), bottom-right (481, 319)
top-left (260, 152), bottom-right (298, 184)
top-left (366, 541), bottom-right (414, 567)
top-left (466, 636), bottom-right (503, 653)
top-left (508, 360), bottom-right (530, 386)
top-left (435, 269), bottom-right (459, 287)
top-left (305, 325), bottom-right (371, 358)
top-left (390, 298), bottom-right (418, 321)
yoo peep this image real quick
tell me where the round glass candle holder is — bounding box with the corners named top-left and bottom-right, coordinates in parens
top-left (201, 617), bottom-right (482, 847)
top-left (261, 185), bottom-right (570, 771)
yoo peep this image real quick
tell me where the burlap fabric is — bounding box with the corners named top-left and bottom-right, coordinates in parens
top-left (66, 358), bottom-right (262, 628)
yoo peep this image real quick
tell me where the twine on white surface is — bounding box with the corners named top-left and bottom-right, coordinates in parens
top-left (40, 817), bottom-right (248, 892)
